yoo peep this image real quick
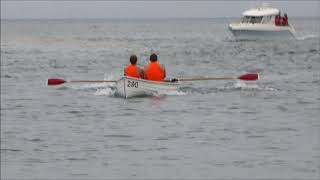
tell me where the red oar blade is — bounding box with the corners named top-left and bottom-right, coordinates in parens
top-left (48, 78), bottom-right (66, 85)
top-left (238, 73), bottom-right (259, 81)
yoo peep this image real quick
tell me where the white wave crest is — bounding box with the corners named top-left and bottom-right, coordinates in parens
top-left (222, 81), bottom-right (278, 91)
top-left (233, 81), bottom-right (261, 89)
top-left (70, 82), bottom-right (115, 90)
top-left (296, 34), bottom-right (318, 40)
top-left (94, 88), bottom-right (116, 96)
top-left (156, 89), bottom-right (187, 96)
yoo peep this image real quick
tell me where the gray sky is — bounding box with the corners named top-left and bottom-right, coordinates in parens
top-left (1, 1), bottom-right (319, 19)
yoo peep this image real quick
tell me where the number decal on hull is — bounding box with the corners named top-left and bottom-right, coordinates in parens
top-left (127, 80), bottom-right (138, 88)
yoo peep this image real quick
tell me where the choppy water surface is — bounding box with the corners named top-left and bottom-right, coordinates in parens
top-left (1, 18), bottom-right (320, 179)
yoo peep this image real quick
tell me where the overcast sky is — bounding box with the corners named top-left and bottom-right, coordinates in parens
top-left (1, 1), bottom-right (319, 19)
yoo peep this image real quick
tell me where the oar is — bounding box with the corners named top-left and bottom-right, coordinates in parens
top-left (48, 78), bottom-right (117, 86)
top-left (48, 73), bottom-right (259, 85)
top-left (172, 73), bottom-right (259, 82)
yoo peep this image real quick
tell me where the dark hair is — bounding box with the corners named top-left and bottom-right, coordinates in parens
top-left (130, 55), bottom-right (137, 65)
top-left (150, 54), bottom-right (158, 62)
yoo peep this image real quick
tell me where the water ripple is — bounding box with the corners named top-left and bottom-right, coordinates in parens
top-left (104, 134), bottom-right (133, 138)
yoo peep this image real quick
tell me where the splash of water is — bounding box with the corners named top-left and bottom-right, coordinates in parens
top-left (155, 89), bottom-right (187, 97)
top-left (94, 88), bottom-right (116, 96)
top-left (296, 34), bottom-right (318, 41)
top-left (222, 81), bottom-right (278, 91)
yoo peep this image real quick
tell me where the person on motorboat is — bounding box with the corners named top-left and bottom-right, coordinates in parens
top-left (144, 53), bottom-right (166, 82)
top-left (282, 13), bottom-right (288, 26)
top-left (275, 12), bottom-right (281, 26)
top-left (124, 54), bottom-right (144, 78)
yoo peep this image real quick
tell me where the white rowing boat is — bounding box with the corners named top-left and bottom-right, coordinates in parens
top-left (115, 76), bottom-right (179, 98)
top-left (48, 74), bottom-right (258, 98)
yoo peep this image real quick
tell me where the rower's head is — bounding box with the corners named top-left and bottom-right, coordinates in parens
top-left (130, 55), bottom-right (138, 65)
top-left (150, 53), bottom-right (158, 62)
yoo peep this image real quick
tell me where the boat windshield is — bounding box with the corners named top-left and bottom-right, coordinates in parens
top-left (261, 16), bottom-right (272, 24)
top-left (242, 16), bottom-right (263, 24)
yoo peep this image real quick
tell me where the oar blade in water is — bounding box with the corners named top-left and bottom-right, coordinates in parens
top-left (238, 73), bottom-right (259, 81)
top-left (48, 78), bottom-right (66, 86)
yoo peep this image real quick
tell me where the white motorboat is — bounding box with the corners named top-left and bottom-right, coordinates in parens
top-left (115, 76), bottom-right (179, 98)
top-left (228, 5), bottom-right (296, 40)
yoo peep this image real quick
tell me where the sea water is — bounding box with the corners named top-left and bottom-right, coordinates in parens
top-left (1, 18), bottom-right (320, 179)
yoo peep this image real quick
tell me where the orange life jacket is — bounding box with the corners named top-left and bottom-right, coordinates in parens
top-left (144, 61), bottom-right (165, 81)
top-left (124, 64), bottom-right (143, 78)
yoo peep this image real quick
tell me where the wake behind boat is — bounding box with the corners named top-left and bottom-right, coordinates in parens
top-left (228, 5), bottom-right (296, 40)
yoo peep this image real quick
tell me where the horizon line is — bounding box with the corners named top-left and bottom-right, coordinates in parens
top-left (1, 15), bottom-right (320, 20)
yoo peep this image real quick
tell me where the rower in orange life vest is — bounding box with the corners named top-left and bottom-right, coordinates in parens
top-left (124, 55), bottom-right (144, 78)
top-left (144, 53), bottom-right (166, 81)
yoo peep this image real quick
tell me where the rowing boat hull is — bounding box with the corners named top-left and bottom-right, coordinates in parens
top-left (115, 77), bottom-right (179, 98)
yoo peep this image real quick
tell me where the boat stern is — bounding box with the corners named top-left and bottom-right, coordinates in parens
top-left (115, 76), bottom-right (180, 98)
top-left (228, 23), bottom-right (236, 33)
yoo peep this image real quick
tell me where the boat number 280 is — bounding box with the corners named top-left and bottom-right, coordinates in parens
top-left (127, 80), bottom-right (138, 88)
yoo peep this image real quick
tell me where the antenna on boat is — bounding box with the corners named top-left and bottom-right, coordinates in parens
top-left (262, 2), bottom-right (270, 8)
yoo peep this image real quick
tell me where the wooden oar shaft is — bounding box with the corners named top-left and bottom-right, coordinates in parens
top-left (47, 78), bottom-right (117, 85)
top-left (178, 77), bottom-right (234, 81)
top-left (178, 73), bottom-right (258, 82)
top-left (69, 80), bottom-right (117, 83)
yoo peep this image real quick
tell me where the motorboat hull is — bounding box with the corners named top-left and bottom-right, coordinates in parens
top-left (228, 24), bottom-right (296, 40)
top-left (115, 76), bottom-right (179, 98)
